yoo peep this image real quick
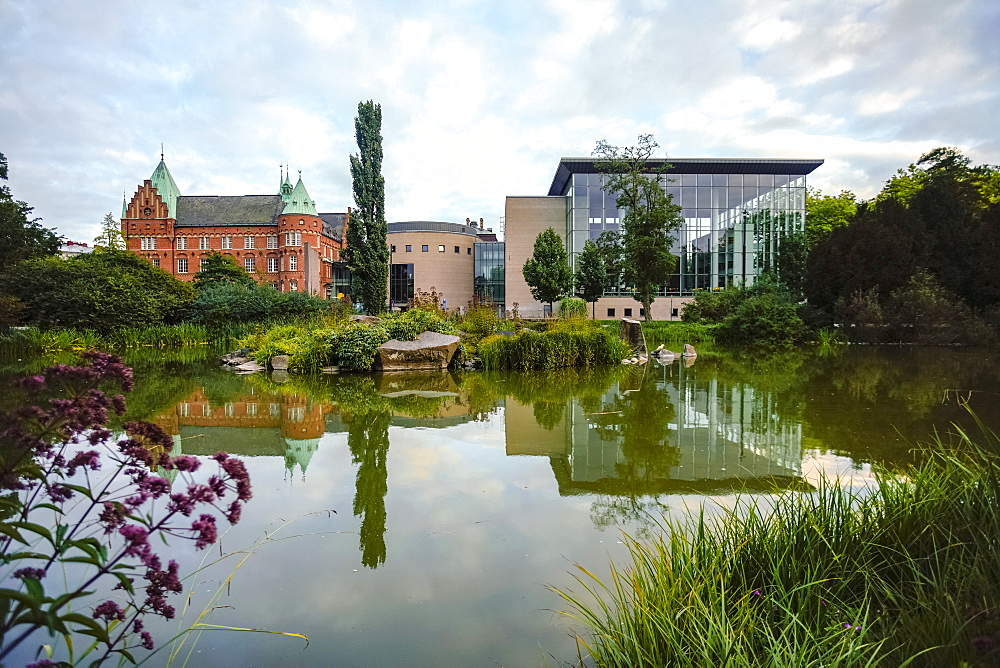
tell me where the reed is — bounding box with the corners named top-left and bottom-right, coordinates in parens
top-left (637, 321), bottom-right (717, 346)
top-left (479, 322), bottom-right (631, 371)
top-left (554, 414), bottom-right (1000, 667)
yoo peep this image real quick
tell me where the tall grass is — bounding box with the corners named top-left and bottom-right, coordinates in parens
top-left (479, 322), bottom-right (632, 371)
top-left (636, 321), bottom-right (717, 346)
top-left (554, 415), bottom-right (1000, 667)
top-left (0, 324), bottom-right (222, 352)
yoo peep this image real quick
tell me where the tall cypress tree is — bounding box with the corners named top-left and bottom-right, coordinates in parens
top-left (346, 101), bottom-right (389, 314)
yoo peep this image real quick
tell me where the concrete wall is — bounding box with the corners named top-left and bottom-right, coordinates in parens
top-left (504, 196), bottom-right (566, 318)
top-left (388, 230), bottom-right (476, 311)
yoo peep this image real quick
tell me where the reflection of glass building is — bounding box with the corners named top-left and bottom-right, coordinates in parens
top-left (506, 158), bottom-right (823, 319)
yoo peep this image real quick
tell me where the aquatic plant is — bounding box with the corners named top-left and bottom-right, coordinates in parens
top-left (554, 414), bottom-right (1000, 666)
top-left (478, 322), bottom-right (631, 371)
top-left (0, 352), bottom-right (252, 665)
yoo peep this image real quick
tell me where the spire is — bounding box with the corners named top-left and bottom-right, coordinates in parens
top-left (279, 163), bottom-right (294, 202)
top-left (281, 173), bottom-right (318, 216)
top-left (149, 155), bottom-right (181, 218)
top-left (121, 190), bottom-right (127, 218)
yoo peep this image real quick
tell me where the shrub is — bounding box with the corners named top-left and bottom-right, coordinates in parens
top-left (715, 292), bottom-right (807, 347)
top-left (681, 287), bottom-right (747, 323)
top-left (459, 301), bottom-right (501, 341)
top-left (332, 322), bottom-right (389, 370)
top-left (188, 282), bottom-right (327, 328)
top-left (557, 297), bottom-right (587, 319)
top-left (0, 250), bottom-right (195, 331)
top-left (478, 322), bottom-right (631, 370)
top-left (383, 308), bottom-right (457, 341)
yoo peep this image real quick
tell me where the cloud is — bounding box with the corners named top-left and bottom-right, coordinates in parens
top-left (1, 0), bottom-right (998, 240)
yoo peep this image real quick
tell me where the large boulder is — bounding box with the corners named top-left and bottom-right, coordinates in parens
top-left (351, 315), bottom-right (383, 326)
top-left (270, 354), bottom-right (290, 370)
top-left (374, 331), bottom-right (460, 371)
top-left (619, 318), bottom-right (647, 355)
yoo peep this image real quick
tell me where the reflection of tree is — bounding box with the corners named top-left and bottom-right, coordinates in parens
top-left (589, 366), bottom-right (679, 526)
top-left (330, 375), bottom-right (393, 569)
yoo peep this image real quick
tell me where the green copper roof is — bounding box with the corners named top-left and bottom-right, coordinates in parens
top-left (279, 171), bottom-right (293, 203)
top-left (121, 192), bottom-right (127, 218)
top-left (150, 159), bottom-right (181, 218)
top-left (281, 176), bottom-right (318, 216)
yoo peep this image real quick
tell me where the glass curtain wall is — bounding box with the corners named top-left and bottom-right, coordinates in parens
top-left (474, 242), bottom-right (505, 309)
top-left (563, 172), bottom-right (806, 295)
top-left (389, 264), bottom-right (414, 307)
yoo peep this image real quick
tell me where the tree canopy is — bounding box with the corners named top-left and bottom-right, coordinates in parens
top-left (94, 212), bottom-right (126, 250)
top-left (193, 251), bottom-right (256, 289)
top-left (0, 151), bottom-right (61, 274)
top-left (593, 135), bottom-right (683, 322)
top-left (345, 100), bottom-right (389, 315)
top-left (522, 227), bottom-right (573, 312)
top-left (805, 188), bottom-right (857, 249)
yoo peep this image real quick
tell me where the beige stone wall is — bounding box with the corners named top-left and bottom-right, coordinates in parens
top-left (504, 196), bottom-right (566, 318)
top-left (388, 230), bottom-right (476, 311)
top-left (587, 296), bottom-right (693, 321)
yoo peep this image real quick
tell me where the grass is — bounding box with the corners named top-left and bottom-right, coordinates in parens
top-left (553, 412), bottom-right (1000, 667)
top-left (600, 320), bottom-right (717, 347)
top-left (478, 321), bottom-right (632, 371)
top-left (0, 323), bottom-right (257, 352)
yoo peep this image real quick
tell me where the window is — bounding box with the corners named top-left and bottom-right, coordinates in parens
top-left (421, 245), bottom-right (428, 252)
top-left (607, 308), bottom-right (615, 317)
top-left (151, 258), bottom-right (160, 268)
top-left (290, 280), bottom-right (298, 292)
top-left (247, 403), bottom-right (257, 416)
top-left (198, 257), bottom-right (205, 271)
top-left (299, 219), bottom-right (305, 226)
top-left (438, 245), bottom-right (445, 252)
top-left (245, 236), bottom-right (255, 249)
top-left (267, 235), bottom-right (278, 249)
top-left (639, 308), bottom-right (645, 318)
top-left (269, 403), bottom-right (280, 417)
top-left (177, 257), bottom-right (188, 273)
top-left (179, 403), bottom-right (190, 417)
top-left (289, 254), bottom-right (298, 271)
top-left (222, 236), bottom-right (232, 249)
top-left (454, 246), bottom-right (459, 253)
top-left (244, 257), bottom-right (255, 272)
top-left (200, 236), bottom-right (210, 249)
top-left (390, 263), bottom-right (415, 305)
top-left (202, 404), bottom-right (212, 417)
top-left (467, 247), bottom-right (471, 255)
top-left (225, 403), bottom-right (235, 417)
top-left (391, 245), bottom-right (396, 253)
top-left (405, 245), bottom-right (412, 252)
top-left (624, 308), bottom-right (632, 317)
top-left (176, 237), bottom-right (187, 250)
top-left (285, 232), bottom-right (301, 246)
top-left (267, 257), bottom-right (279, 273)
top-left (671, 308), bottom-right (679, 318)
top-left (140, 237), bottom-right (155, 250)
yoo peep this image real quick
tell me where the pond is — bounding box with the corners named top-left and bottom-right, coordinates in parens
top-left (3, 345), bottom-right (1000, 666)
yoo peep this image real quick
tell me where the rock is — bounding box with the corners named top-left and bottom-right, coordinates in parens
top-left (234, 361), bottom-right (264, 372)
top-left (682, 344), bottom-right (697, 357)
top-left (321, 366), bottom-right (341, 374)
top-left (271, 370), bottom-right (290, 383)
top-left (270, 354), bottom-right (290, 370)
top-left (657, 350), bottom-right (675, 362)
top-left (619, 318), bottom-right (648, 355)
top-left (351, 315), bottom-right (383, 326)
top-left (373, 331), bottom-right (460, 371)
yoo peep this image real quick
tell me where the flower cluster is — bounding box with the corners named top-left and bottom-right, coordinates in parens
top-left (0, 352), bottom-right (253, 664)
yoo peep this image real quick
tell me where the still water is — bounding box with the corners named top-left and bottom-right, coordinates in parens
top-left (4, 346), bottom-right (1000, 666)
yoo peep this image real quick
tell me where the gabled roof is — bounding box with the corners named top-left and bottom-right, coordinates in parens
top-left (319, 213), bottom-right (347, 242)
top-left (281, 177), bottom-right (318, 216)
top-left (174, 195), bottom-right (285, 227)
top-left (150, 159), bottom-right (181, 218)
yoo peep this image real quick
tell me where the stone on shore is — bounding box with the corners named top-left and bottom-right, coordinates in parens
top-left (373, 331), bottom-right (460, 371)
top-left (234, 361), bottom-right (264, 372)
top-left (619, 318), bottom-right (647, 355)
top-left (682, 344), bottom-right (697, 357)
top-left (270, 355), bottom-right (290, 370)
top-left (351, 315), bottom-right (383, 326)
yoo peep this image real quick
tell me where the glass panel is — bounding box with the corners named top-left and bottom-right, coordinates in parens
top-left (681, 174), bottom-right (697, 187)
top-left (759, 174), bottom-right (774, 188)
top-left (712, 174), bottom-right (728, 186)
top-left (729, 174), bottom-right (743, 187)
top-left (773, 174), bottom-right (790, 187)
top-left (743, 174), bottom-right (758, 187)
top-left (697, 174), bottom-right (712, 187)
top-left (680, 187), bottom-right (696, 207)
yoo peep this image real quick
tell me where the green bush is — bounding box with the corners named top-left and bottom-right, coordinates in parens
top-left (557, 297), bottom-right (587, 320)
top-left (383, 308), bottom-right (457, 341)
top-left (458, 302), bottom-right (501, 341)
top-left (478, 322), bottom-right (631, 370)
top-left (0, 249), bottom-right (195, 331)
top-left (681, 288), bottom-right (747, 323)
top-left (715, 292), bottom-right (806, 347)
top-left (332, 322), bottom-right (389, 371)
top-left (188, 282), bottom-right (327, 327)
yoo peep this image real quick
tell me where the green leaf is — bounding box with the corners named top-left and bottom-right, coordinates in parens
top-left (61, 556), bottom-right (101, 566)
top-left (0, 586), bottom-right (40, 610)
top-left (61, 612), bottom-right (107, 636)
top-left (23, 576), bottom-right (45, 600)
top-left (34, 503), bottom-right (65, 514)
top-left (0, 523), bottom-right (27, 544)
top-left (10, 521), bottom-right (52, 543)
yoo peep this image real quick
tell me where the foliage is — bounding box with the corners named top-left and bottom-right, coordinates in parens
top-left (0, 249), bottom-right (195, 332)
top-left (332, 322), bottom-right (389, 371)
top-left (345, 100), bottom-right (389, 315)
top-left (557, 297), bottom-right (587, 320)
top-left (636, 321), bottom-right (716, 346)
top-left (0, 294), bottom-right (25, 329)
top-left (522, 227), bottom-right (573, 311)
top-left (0, 352), bottom-right (252, 664)
top-left (408, 286), bottom-right (446, 315)
top-left (0, 323), bottom-right (213, 352)
top-left (806, 148), bottom-right (1000, 321)
top-left (555, 418), bottom-right (1000, 667)
top-left (0, 151), bottom-right (61, 274)
top-left (885, 271), bottom-right (993, 345)
top-left (458, 298), bottom-right (501, 342)
top-left (575, 239), bottom-right (606, 317)
top-left (774, 230), bottom-right (807, 301)
top-left (715, 291), bottom-right (807, 347)
top-left (681, 288), bottom-right (749, 324)
top-left (94, 212), bottom-right (126, 250)
top-left (187, 282), bottom-right (327, 328)
top-left (383, 308), bottom-right (457, 341)
top-left (192, 251), bottom-right (255, 289)
top-left (805, 187), bottom-right (857, 249)
top-left (593, 135), bottom-right (684, 322)
top-left (477, 321), bottom-right (631, 371)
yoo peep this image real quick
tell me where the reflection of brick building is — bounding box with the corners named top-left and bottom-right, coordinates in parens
top-left (152, 386), bottom-right (329, 475)
top-left (122, 157), bottom-right (349, 296)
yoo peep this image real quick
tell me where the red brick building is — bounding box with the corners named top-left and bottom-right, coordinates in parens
top-left (122, 157), bottom-right (350, 296)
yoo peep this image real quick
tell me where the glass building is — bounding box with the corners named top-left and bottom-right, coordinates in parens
top-left (474, 241), bottom-right (505, 308)
top-left (549, 158), bottom-right (823, 294)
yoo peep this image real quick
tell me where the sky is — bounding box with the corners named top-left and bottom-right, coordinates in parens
top-left (1, 0), bottom-right (998, 243)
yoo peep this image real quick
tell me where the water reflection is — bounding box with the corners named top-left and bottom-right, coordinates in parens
top-left (123, 345), bottom-right (1000, 566)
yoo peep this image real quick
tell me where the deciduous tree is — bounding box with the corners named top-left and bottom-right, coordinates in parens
top-left (345, 100), bottom-right (389, 315)
top-left (0, 151), bottom-right (60, 274)
top-left (593, 135), bottom-right (683, 322)
top-left (94, 211), bottom-right (126, 250)
top-left (575, 239), bottom-right (606, 318)
top-left (193, 251), bottom-right (255, 289)
top-left (522, 227), bottom-right (573, 315)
